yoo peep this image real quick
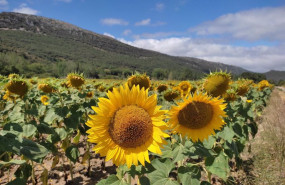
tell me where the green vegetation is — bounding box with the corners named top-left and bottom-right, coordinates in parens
top-left (0, 30), bottom-right (203, 79)
top-left (240, 72), bottom-right (267, 83)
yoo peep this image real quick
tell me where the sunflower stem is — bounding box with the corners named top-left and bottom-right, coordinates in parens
top-left (31, 161), bottom-right (36, 185)
top-left (127, 173), bottom-right (132, 184)
top-left (69, 160), bottom-right (74, 180)
top-left (207, 171), bottom-right (212, 183)
top-left (180, 134), bottom-right (185, 145)
top-left (0, 151), bottom-right (6, 159)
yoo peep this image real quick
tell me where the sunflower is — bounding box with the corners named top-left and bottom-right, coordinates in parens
top-left (127, 73), bottom-right (151, 90)
top-left (67, 73), bottom-right (85, 88)
top-left (6, 79), bottom-right (28, 97)
top-left (235, 79), bottom-right (250, 96)
top-left (86, 91), bottom-right (94, 98)
top-left (223, 91), bottom-right (237, 101)
top-left (156, 84), bottom-right (168, 93)
top-left (236, 85), bottom-right (249, 96)
top-left (163, 89), bottom-right (180, 101)
top-left (169, 93), bottom-right (227, 142)
top-left (258, 80), bottom-right (271, 91)
top-left (178, 81), bottom-right (192, 97)
top-left (203, 72), bottom-right (231, 97)
top-left (38, 83), bottom-right (55, 93)
top-left (98, 85), bottom-right (106, 92)
top-left (41, 95), bottom-right (49, 105)
top-left (86, 84), bottom-right (169, 168)
top-left (29, 79), bottom-right (38, 85)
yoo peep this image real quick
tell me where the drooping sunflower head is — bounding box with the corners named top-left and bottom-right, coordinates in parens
top-left (127, 73), bottom-right (151, 90)
top-left (41, 95), bottom-right (49, 105)
top-left (8, 73), bottom-right (20, 79)
top-left (156, 84), bottom-right (168, 93)
top-left (67, 73), bottom-right (85, 88)
top-left (5, 78), bottom-right (29, 97)
top-left (222, 89), bottom-right (238, 102)
top-left (29, 78), bottom-right (38, 85)
top-left (86, 91), bottom-right (94, 98)
top-left (169, 93), bottom-right (227, 142)
top-left (163, 89), bottom-right (180, 101)
top-left (203, 71), bottom-right (231, 97)
top-left (38, 83), bottom-right (56, 93)
top-left (94, 83), bottom-right (102, 89)
top-left (86, 84), bottom-right (169, 168)
top-left (168, 82), bottom-right (176, 87)
top-left (236, 80), bottom-right (250, 96)
top-left (98, 85), bottom-right (106, 92)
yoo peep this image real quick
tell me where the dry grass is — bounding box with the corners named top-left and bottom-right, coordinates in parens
top-left (249, 88), bottom-right (285, 184)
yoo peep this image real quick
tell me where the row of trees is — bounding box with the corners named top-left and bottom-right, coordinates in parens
top-left (1, 52), bottom-right (283, 84)
top-left (0, 52), bottom-right (202, 80)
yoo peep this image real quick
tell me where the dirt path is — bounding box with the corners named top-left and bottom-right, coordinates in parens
top-left (239, 87), bottom-right (285, 184)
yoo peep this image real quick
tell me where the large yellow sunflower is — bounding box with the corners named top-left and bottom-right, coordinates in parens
top-left (86, 84), bottom-right (169, 168)
top-left (169, 93), bottom-right (227, 142)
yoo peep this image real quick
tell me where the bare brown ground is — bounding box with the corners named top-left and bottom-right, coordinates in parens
top-left (237, 88), bottom-right (285, 185)
top-left (0, 138), bottom-right (117, 185)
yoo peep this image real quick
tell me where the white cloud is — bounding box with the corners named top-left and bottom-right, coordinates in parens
top-left (190, 6), bottom-right (285, 41)
top-left (13, 3), bottom-right (39, 15)
top-left (156, 3), bottom-right (164, 11)
top-left (152, 21), bottom-right (166, 26)
top-left (56, 0), bottom-right (72, 2)
top-left (120, 37), bottom-right (285, 72)
top-left (135, 18), bottom-right (151, 26)
top-left (103, 32), bottom-right (115, 39)
top-left (123, 29), bottom-right (132, 36)
top-left (0, 0), bottom-right (8, 10)
top-left (101, 18), bottom-right (128, 26)
top-left (0, 0), bottom-right (8, 6)
top-left (132, 31), bottom-right (184, 39)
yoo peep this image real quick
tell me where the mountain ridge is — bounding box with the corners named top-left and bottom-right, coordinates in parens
top-left (0, 12), bottom-right (255, 79)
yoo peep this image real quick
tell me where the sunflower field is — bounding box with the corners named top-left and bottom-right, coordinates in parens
top-left (0, 72), bottom-right (273, 185)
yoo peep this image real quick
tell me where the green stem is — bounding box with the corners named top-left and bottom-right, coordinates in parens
top-left (177, 160), bottom-right (182, 168)
top-left (0, 152), bottom-right (7, 159)
top-left (69, 160), bottom-right (73, 180)
top-left (180, 134), bottom-right (186, 145)
top-left (207, 171), bottom-right (212, 183)
top-left (127, 173), bottom-right (132, 184)
top-left (31, 161), bottom-right (36, 185)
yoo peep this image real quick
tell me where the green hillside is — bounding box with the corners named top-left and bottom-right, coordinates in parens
top-left (264, 70), bottom-right (285, 83)
top-left (0, 12), bottom-right (248, 79)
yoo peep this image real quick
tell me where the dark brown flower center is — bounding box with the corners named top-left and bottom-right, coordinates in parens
top-left (109, 105), bottom-right (153, 148)
top-left (177, 101), bottom-right (213, 129)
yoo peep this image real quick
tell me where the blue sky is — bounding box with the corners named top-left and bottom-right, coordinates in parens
top-left (1, 0), bottom-right (285, 72)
